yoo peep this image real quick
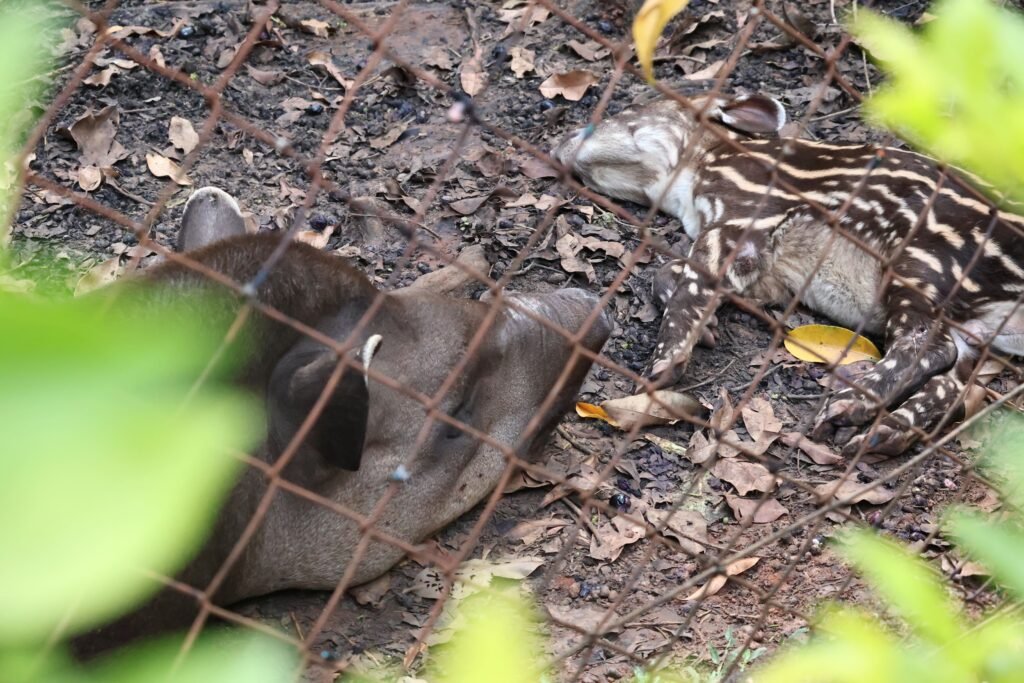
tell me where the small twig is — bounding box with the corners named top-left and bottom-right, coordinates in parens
top-left (677, 358), bottom-right (737, 393)
top-left (289, 611), bottom-right (305, 641)
top-left (729, 363), bottom-right (782, 393)
top-left (557, 425), bottom-right (596, 457)
top-left (784, 392), bottom-right (824, 401)
top-left (810, 105), bottom-right (859, 122)
top-left (561, 497), bottom-right (601, 539)
top-left (105, 178), bottom-right (154, 207)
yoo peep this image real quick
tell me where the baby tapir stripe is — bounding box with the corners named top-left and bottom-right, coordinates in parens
top-left (555, 93), bottom-right (1024, 456)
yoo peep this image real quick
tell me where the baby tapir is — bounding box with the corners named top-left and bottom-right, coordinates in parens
top-left (73, 188), bottom-right (611, 656)
top-left (555, 93), bottom-right (1024, 457)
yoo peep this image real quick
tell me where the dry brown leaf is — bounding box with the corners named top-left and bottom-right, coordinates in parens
top-left (645, 509), bottom-right (706, 555)
top-left (449, 195), bottom-right (491, 216)
top-left (684, 556), bottom-right (760, 601)
top-left (299, 18), bottom-right (331, 37)
top-left (460, 45), bottom-right (486, 96)
top-left (685, 59), bottom-right (726, 81)
top-left (168, 116), bottom-right (199, 155)
top-left (75, 165), bottom-right (103, 192)
top-left (509, 46), bottom-right (535, 78)
top-left (555, 231), bottom-right (596, 282)
top-left (592, 390), bottom-right (703, 431)
top-left (815, 479), bottom-right (896, 505)
top-left (725, 495), bottom-right (788, 524)
top-left (547, 604), bottom-right (622, 634)
top-left (145, 152), bottom-right (192, 186)
top-left (83, 66), bottom-right (118, 87)
top-left (589, 515), bottom-right (645, 562)
top-left (520, 157), bottom-right (559, 179)
top-left (567, 39), bottom-right (610, 62)
top-left (539, 70), bottom-right (597, 101)
top-left (67, 106), bottom-right (128, 169)
top-left (369, 121), bottom-right (409, 150)
top-left (308, 51), bottom-right (352, 89)
top-left (741, 397), bottom-right (782, 443)
top-left (423, 45), bottom-right (454, 71)
top-left (246, 65), bottom-right (284, 86)
top-left (712, 460), bottom-right (776, 496)
top-left (350, 574), bottom-right (390, 608)
top-left (74, 257), bottom-right (123, 296)
top-left (780, 432), bottom-right (842, 465)
top-left (148, 44), bottom-right (166, 68)
top-left (508, 518), bottom-right (570, 545)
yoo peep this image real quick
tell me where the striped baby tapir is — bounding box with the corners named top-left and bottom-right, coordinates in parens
top-left (554, 92), bottom-right (1024, 457)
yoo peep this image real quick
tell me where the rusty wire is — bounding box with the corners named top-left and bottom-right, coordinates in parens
top-left (13, 0), bottom-right (1024, 680)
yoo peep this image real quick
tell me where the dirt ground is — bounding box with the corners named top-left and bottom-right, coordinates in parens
top-left (12, 0), bottom-right (1018, 680)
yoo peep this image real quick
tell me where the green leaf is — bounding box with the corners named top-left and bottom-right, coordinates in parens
top-left (841, 531), bottom-right (963, 646)
top-left (851, 0), bottom-right (1024, 201)
top-left (0, 293), bottom-right (259, 643)
top-left (0, 2), bottom-right (60, 241)
top-left (429, 585), bottom-right (548, 683)
top-left (7, 632), bottom-right (297, 683)
top-left (949, 512), bottom-right (1024, 602)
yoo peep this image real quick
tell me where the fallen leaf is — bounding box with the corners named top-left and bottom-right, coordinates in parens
top-left (684, 556), bottom-right (759, 601)
top-left (815, 479), bottom-right (896, 505)
top-left (520, 157), bottom-right (559, 179)
top-left (780, 432), bottom-right (842, 465)
top-left (590, 515), bottom-right (645, 562)
top-left (633, 0), bottom-right (692, 82)
top-left (0, 275), bottom-right (35, 294)
top-left (509, 46), bottom-right (536, 78)
top-left (409, 556), bottom-right (543, 601)
top-left (547, 604), bottom-right (623, 635)
top-left (74, 257), bottom-right (123, 296)
top-left (741, 397), bottom-right (782, 441)
top-left (246, 65), bottom-right (284, 86)
top-left (784, 324), bottom-right (881, 366)
top-left (567, 39), bottom-right (610, 62)
top-left (449, 195), bottom-right (491, 215)
top-left (725, 495), bottom-right (788, 524)
top-left (576, 390), bottom-right (703, 431)
top-left (75, 165), bottom-right (103, 192)
top-left (645, 508), bottom-right (706, 555)
top-left (299, 18), bottom-right (331, 37)
top-left (168, 116), bottom-right (199, 155)
top-left (369, 121), bottom-right (410, 150)
top-left (67, 106), bottom-right (128, 168)
top-left (539, 70), bottom-right (597, 101)
top-left (556, 231), bottom-right (596, 282)
top-left (508, 518), bottom-right (570, 545)
top-left (350, 574), bottom-right (390, 608)
top-left (308, 51), bottom-right (352, 89)
top-left (423, 45), bottom-right (454, 71)
top-left (460, 45), bottom-right (486, 96)
top-left (145, 152), bottom-right (192, 186)
top-left (684, 58), bottom-right (726, 81)
top-left (83, 66), bottom-right (118, 87)
top-left (712, 460), bottom-right (776, 496)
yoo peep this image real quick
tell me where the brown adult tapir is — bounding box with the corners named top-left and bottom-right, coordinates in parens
top-left (73, 187), bottom-right (611, 655)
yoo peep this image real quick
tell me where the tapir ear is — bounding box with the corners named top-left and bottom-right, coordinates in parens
top-left (268, 337), bottom-right (380, 471)
top-left (710, 94), bottom-right (786, 135)
top-left (177, 186), bottom-right (247, 252)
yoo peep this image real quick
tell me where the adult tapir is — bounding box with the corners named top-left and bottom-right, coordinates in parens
top-left (73, 187), bottom-right (611, 655)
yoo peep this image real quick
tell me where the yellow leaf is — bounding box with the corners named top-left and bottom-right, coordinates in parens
top-left (784, 324), bottom-right (881, 366)
top-left (632, 0), bottom-right (691, 83)
top-left (575, 401), bottom-right (614, 425)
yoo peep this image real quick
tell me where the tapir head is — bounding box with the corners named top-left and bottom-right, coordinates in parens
top-left (170, 188), bottom-right (612, 596)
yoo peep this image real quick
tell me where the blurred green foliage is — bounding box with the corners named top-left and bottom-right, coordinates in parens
top-left (852, 0), bottom-right (1024, 202)
top-left (0, 2), bottom-right (294, 680)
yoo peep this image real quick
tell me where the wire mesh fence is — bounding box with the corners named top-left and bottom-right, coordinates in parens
top-left (11, 0), bottom-right (1024, 680)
